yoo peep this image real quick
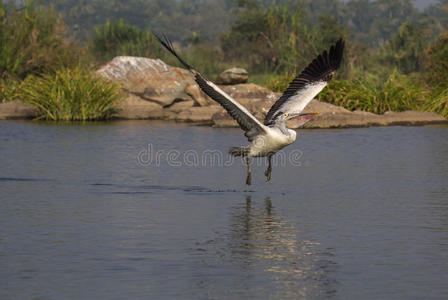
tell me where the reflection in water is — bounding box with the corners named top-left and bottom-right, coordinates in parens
top-left (196, 196), bottom-right (337, 299)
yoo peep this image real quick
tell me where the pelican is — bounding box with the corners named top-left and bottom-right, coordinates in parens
top-left (156, 35), bottom-right (344, 185)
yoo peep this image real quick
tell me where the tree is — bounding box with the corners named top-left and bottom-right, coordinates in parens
top-left (0, 0), bottom-right (83, 79)
top-left (423, 27), bottom-right (448, 88)
top-left (380, 21), bottom-right (427, 74)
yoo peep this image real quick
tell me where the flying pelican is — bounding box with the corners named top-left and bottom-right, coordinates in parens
top-left (156, 35), bottom-right (344, 185)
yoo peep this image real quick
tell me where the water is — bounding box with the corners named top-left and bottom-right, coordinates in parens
top-left (1, 120), bottom-right (448, 300)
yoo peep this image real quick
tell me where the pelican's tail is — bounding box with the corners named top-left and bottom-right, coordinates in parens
top-left (229, 147), bottom-right (249, 157)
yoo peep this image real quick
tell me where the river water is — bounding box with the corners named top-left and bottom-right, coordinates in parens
top-left (1, 120), bottom-right (448, 300)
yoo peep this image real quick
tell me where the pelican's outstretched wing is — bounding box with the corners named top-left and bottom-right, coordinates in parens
top-left (155, 34), bottom-right (266, 140)
top-left (264, 39), bottom-right (345, 125)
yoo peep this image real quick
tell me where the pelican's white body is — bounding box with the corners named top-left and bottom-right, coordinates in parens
top-left (248, 126), bottom-right (297, 157)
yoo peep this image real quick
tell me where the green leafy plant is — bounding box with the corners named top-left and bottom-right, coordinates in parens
top-left (20, 67), bottom-right (121, 121)
top-left (317, 69), bottom-right (427, 114)
top-left (0, 78), bottom-right (22, 102)
top-left (425, 88), bottom-right (448, 118)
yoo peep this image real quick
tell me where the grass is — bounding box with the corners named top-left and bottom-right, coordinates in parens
top-left (19, 67), bottom-right (121, 121)
top-left (424, 88), bottom-right (448, 118)
top-left (248, 69), bottom-right (438, 116)
top-left (289, 69), bottom-right (427, 114)
top-left (317, 72), bottom-right (427, 114)
top-left (0, 78), bottom-right (21, 102)
top-left (262, 72), bottom-right (295, 92)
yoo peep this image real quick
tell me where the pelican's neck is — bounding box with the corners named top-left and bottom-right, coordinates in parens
top-left (273, 120), bottom-right (296, 141)
top-left (277, 120), bottom-right (289, 135)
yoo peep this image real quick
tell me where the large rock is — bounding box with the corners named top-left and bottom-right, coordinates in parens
top-left (0, 100), bottom-right (38, 120)
top-left (305, 109), bottom-right (447, 128)
top-left (97, 56), bottom-right (207, 107)
top-left (212, 83), bottom-right (280, 127)
top-left (176, 106), bottom-right (222, 123)
top-left (112, 94), bottom-right (164, 119)
top-left (215, 68), bottom-right (248, 85)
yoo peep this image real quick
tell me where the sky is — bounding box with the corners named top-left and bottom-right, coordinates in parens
top-left (413, 0), bottom-right (438, 9)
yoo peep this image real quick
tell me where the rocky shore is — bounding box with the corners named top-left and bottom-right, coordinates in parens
top-left (1, 56), bottom-right (446, 127)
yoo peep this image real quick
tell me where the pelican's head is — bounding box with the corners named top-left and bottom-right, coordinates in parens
top-left (278, 112), bottom-right (297, 121)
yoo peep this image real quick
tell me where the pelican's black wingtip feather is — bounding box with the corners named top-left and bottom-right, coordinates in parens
top-left (263, 38), bottom-right (345, 125)
top-left (153, 33), bottom-right (194, 71)
top-left (329, 38), bottom-right (345, 70)
top-left (298, 38), bottom-right (345, 83)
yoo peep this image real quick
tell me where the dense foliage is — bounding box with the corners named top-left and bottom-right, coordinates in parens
top-left (89, 19), bottom-right (163, 63)
top-left (39, 0), bottom-right (448, 47)
top-left (1, 0), bottom-right (448, 119)
top-left (0, 0), bottom-right (84, 80)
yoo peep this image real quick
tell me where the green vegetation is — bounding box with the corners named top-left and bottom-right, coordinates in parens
top-left (317, 70), bottom-right (427, 114)
top-left (20, 67), bottom-right (120, 121)
top-left (425, 88), bottom-right (448, 118)
top-left (1, 0), bottom-right (448, 120)
top-left (0, 0), bottom-right (117, 120)
top-left (379, 22), bottom-right (428, 74)
top-left (89, 19), bottom-right (163, 63)
top-left (423, 29), bottom-right (448, 89)
top-left (0, 0), bottom-right (84, 80)
top-left (0, 78), bottom-right (21, 102)
top-left (220, 7), bottom-right (347, 73)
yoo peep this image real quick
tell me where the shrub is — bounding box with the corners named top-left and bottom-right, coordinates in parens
top-left (89, 18), bottom-right (163, 63)
top-left (425, 88), bottom-right (448, 118)
top-left (263, 72), bottom-right (295, 92)
top-left (0, 78), bottom-right (21, 102)
top-left (423, 29), bottom-right (448, 88)
top-left (0, 0), bottom-right (85, 79)
top-left (20, 67), bottom-right (121, 121)
top-left (317, 70), bottom-right (427, 114)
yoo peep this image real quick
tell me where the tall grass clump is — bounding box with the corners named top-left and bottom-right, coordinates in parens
top-left (20, 67), bottom-right (121, 121)
top-left (425, 89), bottom-right (448, 118)
top-left (317, 70), bottom-right (427, 114)
top-left (0, 0), bottom-right (85, 79)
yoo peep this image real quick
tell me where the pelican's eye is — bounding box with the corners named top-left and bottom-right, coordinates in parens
top-left (283, 113), bottom-right (289, 118)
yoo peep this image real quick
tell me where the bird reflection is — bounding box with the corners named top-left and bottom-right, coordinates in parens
top-left (225, 195), bottom-right (336, 299)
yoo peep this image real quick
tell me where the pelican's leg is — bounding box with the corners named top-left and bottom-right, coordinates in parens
top-left (246, 156), bottom-right (252, 186)
top-left (264, 155), bottom-right (273, 182)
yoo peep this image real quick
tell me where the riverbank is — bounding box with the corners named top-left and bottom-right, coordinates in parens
top-left (1, 56), bottom-right (446, 127)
